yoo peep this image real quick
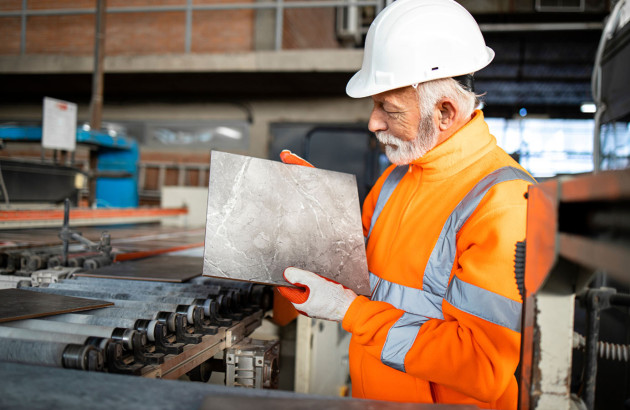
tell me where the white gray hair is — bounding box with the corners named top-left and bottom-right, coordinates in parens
top-left (415, 77), bottom-right (479, 120)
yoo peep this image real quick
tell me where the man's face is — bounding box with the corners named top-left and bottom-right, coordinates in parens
top-left (368, 86), bottom-right (438, 165)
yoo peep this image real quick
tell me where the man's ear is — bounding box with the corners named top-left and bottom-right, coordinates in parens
top-left (436, 98), bottom-right (458, 131)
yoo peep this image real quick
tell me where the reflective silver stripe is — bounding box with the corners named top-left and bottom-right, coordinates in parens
top-left (422, 166), bottom-right (536, 299)
top-left (376, 166), bottom-right (534, 372)
top-left (369, 271), bottom-right (380, 294)
top-left (367, 165), bottom-right (408, 241)
top-left (381, 312), bottom-right (430, 372)
top-left (371, 273), bottom-right (443, 319)
top-left (446, 276), bottom-right (522, 333)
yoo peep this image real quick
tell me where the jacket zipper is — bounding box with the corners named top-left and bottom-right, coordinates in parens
top-left (370, 277), bottom-right (382, 300)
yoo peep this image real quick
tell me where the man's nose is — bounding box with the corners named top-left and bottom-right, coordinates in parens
top-left (368, 109), bottom-right (387, 133)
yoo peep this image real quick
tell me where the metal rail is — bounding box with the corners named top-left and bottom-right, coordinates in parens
top-left (0, 0), bottom-right (385, 53)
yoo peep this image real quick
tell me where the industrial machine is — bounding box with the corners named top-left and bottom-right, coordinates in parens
top-left (0, 254), bottom-right (277, 386)
top-left (0, 124), bottom-right (139, 208)
top-left (518, 4), bottom-right (630, 408)
top-left (518, 168), bottom-right (630, 410)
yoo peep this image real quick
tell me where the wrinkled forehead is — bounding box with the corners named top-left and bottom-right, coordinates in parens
top-left (372, 85), bottom-right (419, 108)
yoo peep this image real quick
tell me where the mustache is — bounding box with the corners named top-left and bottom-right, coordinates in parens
top-left (375, 131), bottom-right (401, 146)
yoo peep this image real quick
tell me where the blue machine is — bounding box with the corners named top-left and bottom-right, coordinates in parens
top-left (0, 125), bottom-right (139, 208)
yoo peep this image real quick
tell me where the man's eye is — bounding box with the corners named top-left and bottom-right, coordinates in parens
top-left (386, 111), bottom-right (401, 118)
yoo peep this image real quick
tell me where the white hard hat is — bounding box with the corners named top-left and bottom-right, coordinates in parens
top-left (346, 0), bottom-right (494, 98)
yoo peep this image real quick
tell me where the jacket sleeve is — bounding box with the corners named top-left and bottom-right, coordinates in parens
top-left (343, 179), bottom-right (528, 403)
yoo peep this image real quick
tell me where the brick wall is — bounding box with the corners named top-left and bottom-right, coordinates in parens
top-left (283, 6), bottom-right (341, 49)
top-left (0, 0), bottom-right (341, 56)
top-left (0, 16), bottom-right (21, 54)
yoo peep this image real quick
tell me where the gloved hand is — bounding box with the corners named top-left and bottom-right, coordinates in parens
top-left (279, 149), bottom-right (314, 168)
top-left (277, 267), bottom-right (357, 322)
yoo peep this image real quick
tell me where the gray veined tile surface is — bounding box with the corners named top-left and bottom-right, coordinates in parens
top-left (203, 151), bottom-right (370, 295)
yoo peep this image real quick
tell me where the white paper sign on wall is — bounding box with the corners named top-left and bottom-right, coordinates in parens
top-left (42, 97), bottom-right (77, 152)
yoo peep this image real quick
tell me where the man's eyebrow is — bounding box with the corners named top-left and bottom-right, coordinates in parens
top-left (382, 100), bottom-right (404, 111)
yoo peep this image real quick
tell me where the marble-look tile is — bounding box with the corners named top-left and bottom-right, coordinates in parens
top-left (203, 151), bottom-right (369, 295)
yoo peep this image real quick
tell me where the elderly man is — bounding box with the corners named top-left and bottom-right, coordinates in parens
top-left (279, 0), bottom-right (535, 408)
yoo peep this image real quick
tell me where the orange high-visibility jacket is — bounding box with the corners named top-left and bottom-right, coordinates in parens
top-left (342, 110), bottom-right (535, 409)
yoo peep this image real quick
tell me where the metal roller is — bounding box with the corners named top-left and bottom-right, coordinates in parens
top-left (0, 325), bottom-right (110, 351)
top-left (60, 277), bottom-right (223, 294)
top-left (41, 313), bottom-right (165, 366)
top-left (44, 312), bottom-right (144, 331)
top-left (33, 285), bottom-right (202, 325)
top-left (49, 279), bottom-right (232, 305)
top-left (77, 307), bottom-right (209, 344)
top-left (52, 311), bottom-right (161, 342)
top-left (2, 318), bottom-right (137, 351)
top-left (43, 313), bottom-right (161, 342)
top-left (82, 306), bottom-right (174, 323)
top-left (81, 275), bottom-right (260, 298)
top-left (68, 276), bottom-right (268, 308)
top-left (0, 338), bottom-right (103, 371)
top-left (41, 308), bottom-right (182, 354)
top-left (35, 285), bottom-right (233, 327)
top-left (51, 280), bottom-right (226, 301)
top-left (30, 286), bottom-right (220, 318)
top-left (27, 291), bottom-right (216, 336)
top-left (48, 283), bottom-right (237, 319)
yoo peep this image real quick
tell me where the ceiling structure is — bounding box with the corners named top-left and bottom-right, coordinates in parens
top-left (0, 6), bottom-right (608, 120)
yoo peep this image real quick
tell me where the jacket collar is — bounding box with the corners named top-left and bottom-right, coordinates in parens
top-left (408, 110), bottom-right (495, 181)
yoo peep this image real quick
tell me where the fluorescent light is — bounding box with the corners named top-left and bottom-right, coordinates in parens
top-left (580, 103), bottom-right (596, 113)
top-left (215, 126), bottom-right (242, 140)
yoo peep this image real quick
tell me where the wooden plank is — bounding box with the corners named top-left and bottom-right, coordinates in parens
top-left (0, 288), bottom-right (113, 323)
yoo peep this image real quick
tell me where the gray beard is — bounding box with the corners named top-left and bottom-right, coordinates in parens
top-left (376, 115), bottom-right (438, 165)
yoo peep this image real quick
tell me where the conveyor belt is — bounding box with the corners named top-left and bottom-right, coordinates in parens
top-left (0, 273), bottom-right (273, 381)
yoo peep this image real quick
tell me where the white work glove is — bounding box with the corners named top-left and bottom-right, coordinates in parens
top-left (277, 267), bottom-right (357, 322)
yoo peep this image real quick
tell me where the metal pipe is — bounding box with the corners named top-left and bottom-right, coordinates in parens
top-left (72, 275), bottom-right (254, 295)
top-left (31, 286), bottom-right (215, 315)
top-left (105, 278), bottom-right (261, 309)
top-left (41, 290), bottom-right (200, 324)
top-left (478, 22), bottom-right (602, 32)
top-left (274, 0), bottom-right (284, 51)
top-left (2, 319), bottom-right (136, 351)
top-left (593, 107), bottom-right (604, 172)
top-left (0, 325), bottom-right (108, 350)
top-left (88, 0), bottom-right (106, 207)
top-left (43, 312), bottom-right (141, 332)
top-left (0, 1), bottom-right (381, 16)
top-left (51, 280), bottom-right (222, 299)
top-left (55, 278), bottom-right (249, 312)
top-left (42, 313), bottom-right (161, 342)
top-left (61, 198), bottom-right (70, 267)
top-left (185, 0), bottom-right (192, 53)
top-left (20, 0), bottom-right (26, 55)
top-left (0, 338), bottom-right (101, 370)
top-left (89, 0), bottom-right (106, 131)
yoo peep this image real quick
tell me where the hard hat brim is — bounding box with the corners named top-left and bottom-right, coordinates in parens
top-left (345, 46), bottom-right (495, 99)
